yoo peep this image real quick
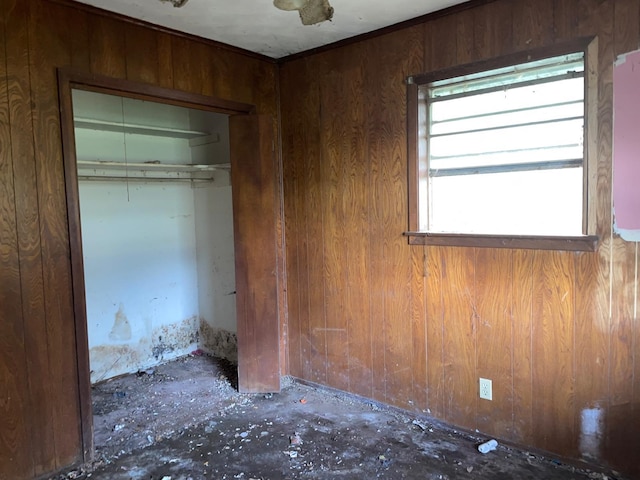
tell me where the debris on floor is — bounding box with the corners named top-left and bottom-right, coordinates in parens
top-left (477, 439), bottom-right (498, 454)
top-left (52, 355), bottom-right (626, 480)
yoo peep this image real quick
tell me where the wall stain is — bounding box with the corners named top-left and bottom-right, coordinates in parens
top-left (90, 315), bottom-right (200, 383)
top-left (108, 303), bottom-right (132, 341)
top-left (90, 344), bottom-right (141, 384)
top-left (151, 315), bottom-right (199, 360)
top-left (199, 318), bottom-right (237, 363)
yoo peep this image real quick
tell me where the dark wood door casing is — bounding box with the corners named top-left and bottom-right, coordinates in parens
top-left (230, 114), bottom-right (282, 393)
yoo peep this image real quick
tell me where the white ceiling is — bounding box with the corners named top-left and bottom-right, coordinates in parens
top-left (75, 0), bottom-right (469, 58)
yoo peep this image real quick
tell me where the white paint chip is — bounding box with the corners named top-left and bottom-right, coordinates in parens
top-left (579, 407), bottom-right (603, 459)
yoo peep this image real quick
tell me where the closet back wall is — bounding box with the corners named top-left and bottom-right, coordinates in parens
top-left (79, 180), bottom-right (200, 382)
top-left (0, 0), bottom-right (278, 477)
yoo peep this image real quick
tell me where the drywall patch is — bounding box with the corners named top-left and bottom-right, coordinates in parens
top-left (199, 318), bottom-right (238, 363)
top-left (613, 49), bottom-right (640, 240)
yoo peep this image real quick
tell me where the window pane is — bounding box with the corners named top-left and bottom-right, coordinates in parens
top-left (430, 145), bottom-right (582, 171)
top-left (431, 77), bottom-right (584, 124)
top-left (430, 53), bottom-right (584, 96)
top-left (430, 118), bottom-right (583, 165)
top-left (429, 76), bottom-right (584, 175)
top-left (425, 167), bottom-right (583, 235)
top-left (431, 99), bottom-right (583, 136)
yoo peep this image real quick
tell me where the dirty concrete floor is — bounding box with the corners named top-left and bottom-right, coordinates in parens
top-left (88, 353), bottom-right (241, 460)
top-left (54, 355), bottom-right (621, 480)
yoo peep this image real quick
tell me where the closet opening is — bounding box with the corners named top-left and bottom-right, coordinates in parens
top-left (72, 88), bottom-right (238, 383)
top-left (59, 70), bottom-right (282, 462)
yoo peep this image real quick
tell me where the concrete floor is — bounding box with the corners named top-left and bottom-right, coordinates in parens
top-left (54, 355), bottom-right (620, 480)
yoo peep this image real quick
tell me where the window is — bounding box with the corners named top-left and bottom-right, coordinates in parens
top-left (407, 40), bottom-right (598, 251)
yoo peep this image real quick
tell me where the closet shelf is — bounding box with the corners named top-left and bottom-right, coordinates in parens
top-left (76, 160), bottom-right (230, 181)
top-left (74, 117), bottom-right (218, 141)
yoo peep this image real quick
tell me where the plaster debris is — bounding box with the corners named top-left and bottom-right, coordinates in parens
top-left (478, 439), bottom-right (498, 454)
top-left (413, 419), bottom-right (430, 431)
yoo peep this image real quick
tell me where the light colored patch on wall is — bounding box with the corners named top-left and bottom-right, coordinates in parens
top-left (579, 407), bottom-right (603, 460)
top-left (108, 303), bottom-right (132, 341)
top-left (199, 318), bottom-right (238, 363)
top-left (614, 224), bottom-right (640, 242)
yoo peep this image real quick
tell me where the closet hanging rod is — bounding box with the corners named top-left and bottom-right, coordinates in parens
top-left (76, 160), bottom-right (229, 172)
top-left (77, 175), bottom-right (214, 183)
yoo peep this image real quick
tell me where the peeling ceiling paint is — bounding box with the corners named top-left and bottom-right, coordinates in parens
top-left (74, 0), bottom-right (469, 58)
top-left (274, 0), bottom-right (334, 26)
top-left (159, 0), bottom-right (190, 8)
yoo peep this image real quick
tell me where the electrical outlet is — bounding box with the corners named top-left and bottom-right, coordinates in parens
top-left (479, 378), bottom-right (492, 401)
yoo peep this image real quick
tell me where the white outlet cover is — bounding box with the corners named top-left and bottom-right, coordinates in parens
top-left (479, 378), bottom-right (492, 401)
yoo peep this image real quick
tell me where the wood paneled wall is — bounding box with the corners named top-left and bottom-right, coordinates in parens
top-left (280, 0), bottom-right (640, 476)
top-left (2, 0), bottom-right (639, 477)
top-left (0, 1), bottom-right (277, 478)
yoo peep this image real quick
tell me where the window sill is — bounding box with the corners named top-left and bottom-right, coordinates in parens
top-left (403, 232), bottom-right (599, 252)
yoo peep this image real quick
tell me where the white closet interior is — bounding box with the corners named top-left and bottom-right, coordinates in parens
top-left (72, 89), bottom-right (238, 383)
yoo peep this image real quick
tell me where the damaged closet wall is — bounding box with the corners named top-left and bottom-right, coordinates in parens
top-left (73, 90), bottom-right (238, 382)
